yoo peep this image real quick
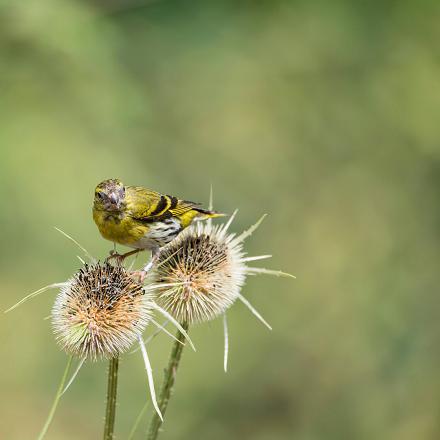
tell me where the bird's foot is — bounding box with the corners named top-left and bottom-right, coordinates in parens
top-left (106, 249), bottom-right (142, 264)
top-left (129, 254), bottom-right (159, 283)
top-left (130, 250), bottom-right (161, 282)
top-left (130, 270), bottom-right (147, 283)
top-left (105, 250), bottom-right (123, 265)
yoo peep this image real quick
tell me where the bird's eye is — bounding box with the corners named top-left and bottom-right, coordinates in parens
top-left (96, 192), bottom-right (105, 199)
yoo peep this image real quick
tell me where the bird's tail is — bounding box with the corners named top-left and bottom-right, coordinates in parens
top-left (194, 208), bottom-right (227, 220)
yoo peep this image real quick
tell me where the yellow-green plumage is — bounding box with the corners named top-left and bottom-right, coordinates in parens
top-left (93, 179), bottom-right (223, 252)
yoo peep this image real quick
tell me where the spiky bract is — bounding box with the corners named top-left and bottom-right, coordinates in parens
top-left (52, 262), bottom-right (153, 360)
top-left (149, 221), bottom-right (247, 324)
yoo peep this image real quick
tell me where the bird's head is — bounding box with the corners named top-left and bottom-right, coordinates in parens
top-left (94, 179), bottom-right (126, 212)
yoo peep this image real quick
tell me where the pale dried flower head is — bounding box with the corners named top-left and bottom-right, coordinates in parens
top-left (149, 212), bottom-right (292, 325)
top-left (52, 262), bottom-right (153, 360)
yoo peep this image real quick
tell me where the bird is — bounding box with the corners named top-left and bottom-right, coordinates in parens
top-left (92, 178), bottom-right (224, 270)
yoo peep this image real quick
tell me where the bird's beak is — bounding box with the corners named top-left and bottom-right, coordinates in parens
top-left (109, 193), bottom-right (120, 209)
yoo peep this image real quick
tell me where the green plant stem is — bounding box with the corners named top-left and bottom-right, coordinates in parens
top-left (147, 322), bottom-right (189, 440)
top-left (103, 356), bottom-right (119, 440)
top-left (37, 355), bottom-right (73, 440)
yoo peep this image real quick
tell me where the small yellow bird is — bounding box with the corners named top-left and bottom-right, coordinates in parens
top-left (93, 179), bottom-right (224, 264)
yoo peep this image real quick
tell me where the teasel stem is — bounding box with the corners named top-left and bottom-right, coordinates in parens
top-left (147, 322), bottom-right (189, 440)
top-left (103, 357), bottom-right (119, 440)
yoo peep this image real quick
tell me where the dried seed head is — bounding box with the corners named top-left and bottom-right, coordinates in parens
top-left (150, 213), bottom-right (294, 328)
top-left (150, 220), bottom-right (247, 324)
top-left (52, 262), bottom-right (153, 360)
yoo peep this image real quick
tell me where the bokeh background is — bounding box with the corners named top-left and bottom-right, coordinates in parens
top-left (1, 0), bottom-right (439, 439)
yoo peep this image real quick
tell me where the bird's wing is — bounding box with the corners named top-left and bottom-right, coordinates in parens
top-left (126, 186), bottom-right (199, 221)
top-left (169, 200), bottom-right (202, 216)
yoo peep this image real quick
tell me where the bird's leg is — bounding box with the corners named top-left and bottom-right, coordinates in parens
top-left (106, 248), bottom-right (142, 264)
top-left (107, 243), bottom-right (119, 259)
top-left (143, 248), bottom-right (161, 273)
top-left (142, 260), bottom-right (154, 274)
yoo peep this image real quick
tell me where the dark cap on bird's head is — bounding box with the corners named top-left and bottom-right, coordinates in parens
top-left (94, 178), bottom-right (126, 211)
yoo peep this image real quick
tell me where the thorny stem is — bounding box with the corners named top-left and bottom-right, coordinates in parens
top-left (147, 322), bottom-right (189, 440)
top-left (103, 357), bottom-right (119, 440)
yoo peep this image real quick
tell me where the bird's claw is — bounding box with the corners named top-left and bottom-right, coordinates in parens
top-left (105, 251), bottom-right (124, 264)
top-left (130, 270), bottom-right (147, 283)
top-left (128, 252), bottom-right (160, 283)
top-left (106, 249), bottom-right (142, 265)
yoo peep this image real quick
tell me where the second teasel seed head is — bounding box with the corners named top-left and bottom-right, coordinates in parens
top-left (149, 222), bottom-right (247, 324)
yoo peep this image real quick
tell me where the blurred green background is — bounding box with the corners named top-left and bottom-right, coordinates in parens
top-left (1, 0), bottom-right (439, 439)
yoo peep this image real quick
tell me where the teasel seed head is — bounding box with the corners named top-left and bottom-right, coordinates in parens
top-left (149, 212), bottom-right (292, 325)
top-left (52, 262), bottom-right (153, 360)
